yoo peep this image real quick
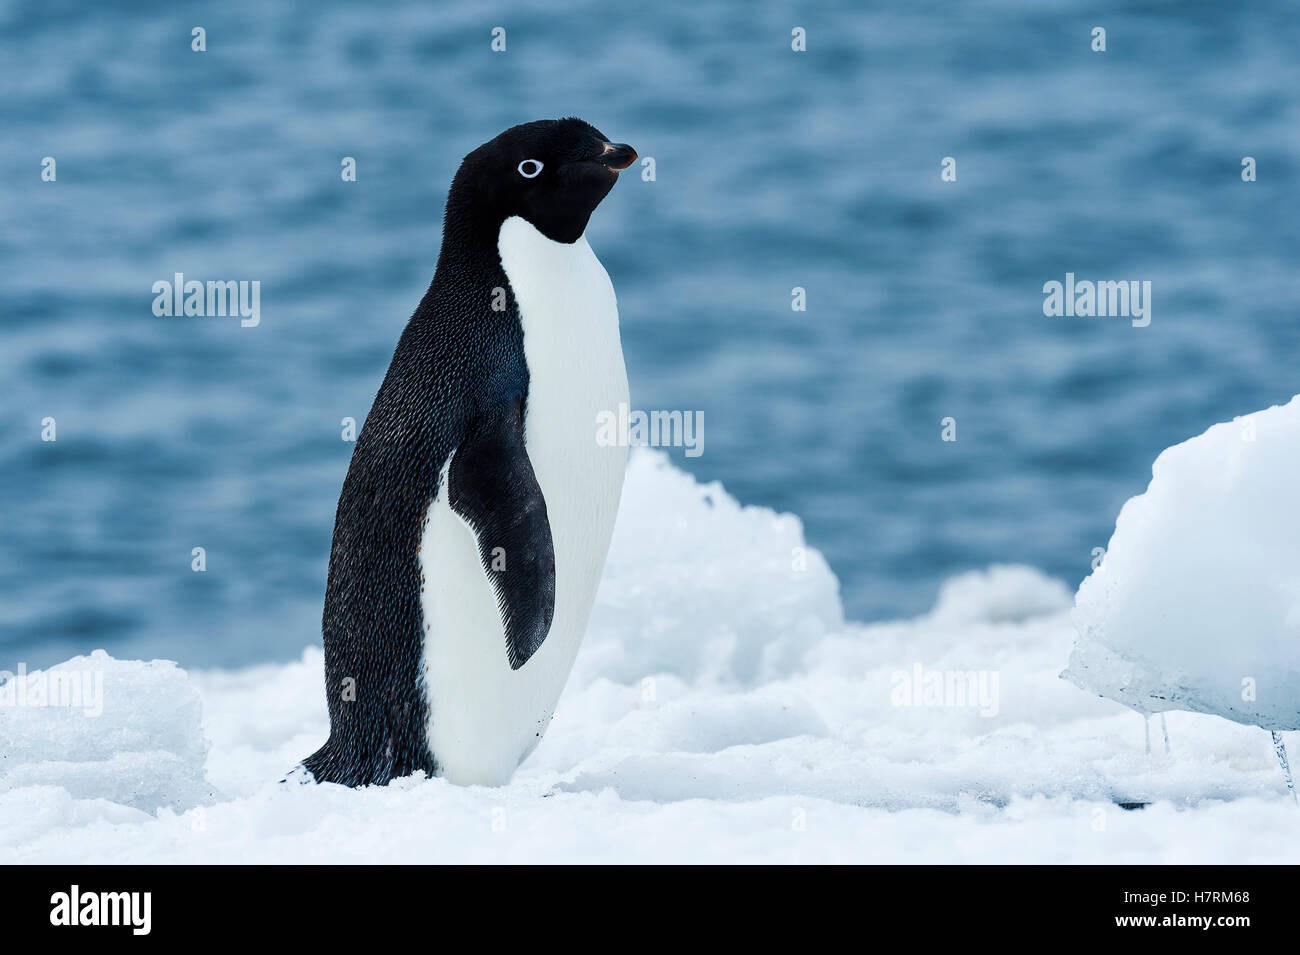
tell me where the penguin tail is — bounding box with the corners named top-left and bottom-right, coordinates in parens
top-left (288, 738), bottom-right (396, 788)
top-left (291, 739), bottom-right (346, 786)
top-left (288, 735), bottom-right (438, 788)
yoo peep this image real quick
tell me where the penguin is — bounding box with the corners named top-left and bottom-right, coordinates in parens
top-left (299, 118), bottom-right (638, 788)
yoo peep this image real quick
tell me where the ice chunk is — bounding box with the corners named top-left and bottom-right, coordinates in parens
top-left (0, 650), bottom-right (213, 811)
top-left (1063, 396), bottom-right (1300, 731)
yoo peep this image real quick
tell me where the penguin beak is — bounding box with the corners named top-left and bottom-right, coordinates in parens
top-left (594, 142), bottom-right (638, 171)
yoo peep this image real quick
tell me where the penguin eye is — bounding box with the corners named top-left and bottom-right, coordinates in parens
top-left (517, 159), bottom-right (544, 179)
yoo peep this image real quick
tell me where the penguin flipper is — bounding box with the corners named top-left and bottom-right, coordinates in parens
top-left (448, 398), bottom-right (556, 670)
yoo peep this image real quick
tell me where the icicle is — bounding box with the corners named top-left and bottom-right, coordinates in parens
top-left (1271, 731), bottom-right (1297, 805)
top-left (1159, 713), bottom-right (1170, 755)
top-left (1143, 714), bottom-right (1151, 755)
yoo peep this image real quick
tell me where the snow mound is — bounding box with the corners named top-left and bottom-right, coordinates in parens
top-left (579, 451), bottom-right (843, 687)
top-left (929, 565), bottom-right (1071, 625)
top-left (1064, 396), bottom-right (1300, 731)
top-left (0, 651), bottom-right (213, 812)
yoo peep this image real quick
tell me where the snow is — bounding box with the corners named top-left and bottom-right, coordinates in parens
top-left (3, 450), bottom-right (1299, 864)
top-left (0, 654), bottom-right (211, 814)
top-left (1065, 396), bottom-right (1300, 732)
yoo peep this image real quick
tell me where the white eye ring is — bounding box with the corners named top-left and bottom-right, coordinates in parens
top-left (517, 159), bottom-right (543, 179)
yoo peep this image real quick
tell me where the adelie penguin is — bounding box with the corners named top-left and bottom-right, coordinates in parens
top-left (298, 118), bottom-right (637, 787)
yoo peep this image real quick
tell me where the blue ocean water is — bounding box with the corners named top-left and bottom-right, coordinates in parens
top-left (2, 0), bottom-right (1297, 669)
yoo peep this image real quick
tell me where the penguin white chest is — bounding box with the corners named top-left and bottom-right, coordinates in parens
top-left (419, 216), bottom-right (629, 785)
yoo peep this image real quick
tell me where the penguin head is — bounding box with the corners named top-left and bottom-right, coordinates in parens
top-left (448, 118), bottom-right (637, 245)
